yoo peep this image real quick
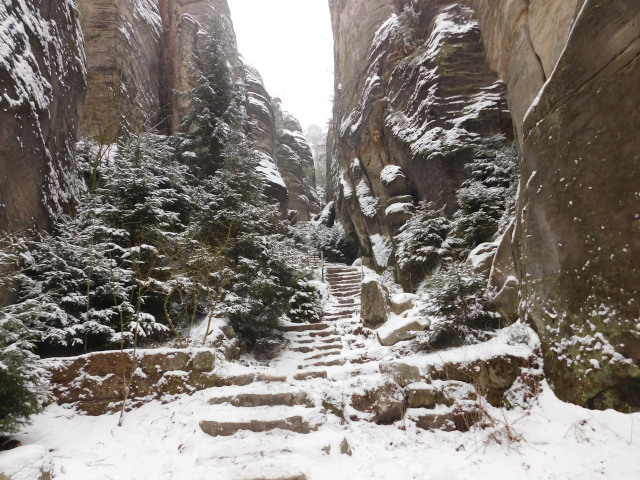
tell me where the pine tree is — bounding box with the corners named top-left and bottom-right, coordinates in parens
top-left (0, 236), bottom-right (49, 433)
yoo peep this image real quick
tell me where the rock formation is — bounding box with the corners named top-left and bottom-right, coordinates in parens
top-left (242, 62), bottom-right (289, 216)
top-left (0, 0), bottom-right (86, 234)
top-left (0, 0), bottom-right (318, 244)
top-left (274, 102), bottom-right (321, 222)
top-left (329, 0), bottom-right (639, 411)
top-left (77, 0), bottom-right (317, 219)
top-left (468, 0), bottom-right (640, 410)
top-left (78, 0), bottom-right (238, 137)
top-left (328, 0), bottom-right (511, 268)
top-left (243, 64), bottom-right (320, 220)
top-left (77, 0), bottom-right (163, 138)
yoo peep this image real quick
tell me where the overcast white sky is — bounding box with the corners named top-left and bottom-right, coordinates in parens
top-left (227, 0), bottom-right (334, 130)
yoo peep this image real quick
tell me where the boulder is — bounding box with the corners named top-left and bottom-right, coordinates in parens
top-left (351, 381), bottom-right (406, 424)
top-left (360, 276), bottom-right (390, 327)
top-left (466, 242), bottom-right (498, 277)
top-left (389, 293), bottom-right (418, 315)
top-left (379, 362), bottom-right (421, 387)
top-left (377, 314), bottom-right (430, 346)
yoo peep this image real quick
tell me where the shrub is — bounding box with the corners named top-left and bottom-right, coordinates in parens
top-left (418, 264), bottom-right (502, 350)
top-left (0, 314), bottom-right (49, 434)
top-left (308, 223), bottom-right (351, 263)
top-left (393, 203), bottom-right (451, 291)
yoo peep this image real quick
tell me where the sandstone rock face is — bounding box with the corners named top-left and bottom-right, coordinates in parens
top-left (242, 62), bottom-right (289, 215)
top-left (470, 0), bottom-right (640, 410)
top-left (328, 0), bottom-right (512, 268)
top-left (77, 0), bottom-right (163, 138)
top-left (157, 0), bottom-right (239, 132)
top-left (76, 0), bottom-right (316, 219)
top-left (77, 0), bottom-right (237, 137)
top-left (274, 103), bottom-right (321, 221)
top-left (0, 0), bottom-right (86, 234)
top-left (49, 348), bottom-right (220, 415)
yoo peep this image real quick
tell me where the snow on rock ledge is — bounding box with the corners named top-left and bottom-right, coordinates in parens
top-left (46, 348), bottom-right (220, 415)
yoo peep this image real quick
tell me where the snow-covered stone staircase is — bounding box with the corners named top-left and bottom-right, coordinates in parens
top-left (192, 259), bottom-right (366, 478)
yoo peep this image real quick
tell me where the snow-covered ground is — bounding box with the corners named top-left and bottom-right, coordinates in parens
top-left (1, 261), bottom-right (638, 480)
top-left (3, 373), bottom-right (638, 480)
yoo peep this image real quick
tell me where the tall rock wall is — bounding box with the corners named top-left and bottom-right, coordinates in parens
top-left (77, 0), bottom-right (163, 139)
top-left (78, 0), bottom-right (237, 137)
top-left (469, 0), bottom-right (640, 410)
top-left (274, 102), bottom-right (321, 222)
top-left (242, 62), bottom-right (289, 216)
top-left (0, 0), bottom-right (86, 234)
top-left (328, 0), bottom-right (511, 267)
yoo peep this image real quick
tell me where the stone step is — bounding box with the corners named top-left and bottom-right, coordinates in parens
top-left (209, 392), bottom-right (314, 408)
top-left (331, 290), bottom-right (360, 298)
top-left (200, 405), bottom-right (324, 437)
top-left (291, 346), bottom-right (314, 353)
top-left (326, 267), bottom-right (359, 272)
top-left (280, 322), bottom-right (331, 332)
top-left (327, 275), bottom-right (360, 280)
top-left (309, 330), bottom-right (336, 338)
top-left (291, 343), bottom-right (340, 353)
top-left (330, 281), bottom-right (361, 288)
top-left (293, 370), bottom-right (327, 380)
top-left (315, 342), bottom-right (342, 350)
top-left (336, 300), bottom-right (360, 306)
top-left (200, 415), bottom-right (319, 437)
top-left (322, 312), bottom-right (358, 320)
top-left (226, 373), bottom-right (288, 386)
top-left (305, 349), bottom-right (342, 361)
top-left (327, 275), bottom-right (361, 282)
top-left (218, 460), bottom-right (308, 480)
top-left (407, 405), bottom-right (483, 432)
top-left (299, 357), bottom-right (345, 369)
top-left (287, 328), bottom-right (337, 339)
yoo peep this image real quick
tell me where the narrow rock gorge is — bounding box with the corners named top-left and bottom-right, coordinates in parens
top-left (0, 0), bottom-right (637, 445)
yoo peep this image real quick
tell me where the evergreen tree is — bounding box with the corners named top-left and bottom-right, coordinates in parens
top-left (0, 237), bottom-right (49, 433)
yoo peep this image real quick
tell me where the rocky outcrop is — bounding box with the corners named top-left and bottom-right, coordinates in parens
top-left (157, 0), bottom-right (239, 132)
top-left (242, 63), bottom-right (320, 219)
top-left (77, 0), bottom-right (163, 138)
top-left (48, 348), bottom-right (219, 415)
top-left (328, 0), bottom-right (512, 268)
top-left (469, 0), bottom-right (640, 410)
top-left (274, 103), bottom-right (321, 221)
top-left (78, 0), bottom-right (237, 137)
top-left (76, 0), bottom-right (317, 219)
top-left (0, 0), bottom-right (86, 234)
top-left (242, 62), bottom-right (289, 215)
